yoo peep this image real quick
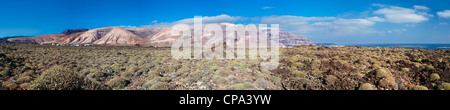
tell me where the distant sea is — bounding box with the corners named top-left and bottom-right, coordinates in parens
top-left (316, 43), bottom-right (450, 50)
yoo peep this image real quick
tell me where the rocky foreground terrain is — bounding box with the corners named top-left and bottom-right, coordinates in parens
top-left (0, 44), bottom-right (449, 90)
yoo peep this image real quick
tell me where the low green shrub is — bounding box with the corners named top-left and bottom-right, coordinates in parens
top-left (292, 70), bottom-right (307, 78)
top-left (379, 76), bottom-right (397, 89)
top-left (429, 73), bottom-right (440, 81)
top-left (232, 82), bottom-right (257, 90)
top-left (375, 68), bottom-right (389, 78)
top-left (147, 70), bottom-right (160, 78)
top-left (213, 77), bottom-right (229, 86)
top-left (148, 82), bottom-right (170, 90)
top-left (121, 71), bottom-right (133, 79)
top-left (291, 62), bottom-right (304, 70)
top-left (30, 65), bottom-right (82, 90)
top-left (273, 77), bottom-right (282, 83)
top-left (31, 65), bottom-right (108, 90)
top-left (412, 85), bottom-right (428, 90)
top-left (358, 83), bottom-right (375, 90)
top-left (311, 60), bottom-right (321, 70)
top-left (401, 68), bottom-right (410, 73)
top-left (442, 83), bottom-right (450, 90)
top-left (325, 75), bottom-right (337, 85)
top-left (106, 77), bottom-right (129, 90)
top-left (424, 65), bottom-right (434, 71)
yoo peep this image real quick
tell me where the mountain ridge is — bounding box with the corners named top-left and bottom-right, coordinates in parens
top-left (7, 24), bottom-right (314, 47)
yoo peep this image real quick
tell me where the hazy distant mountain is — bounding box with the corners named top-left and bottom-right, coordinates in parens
top-left (7, 24), bottom-right (314, 47)
top-left (7, 34), bottom-right (65, 43)
top-left (0, 36), bottom-right (30, 43)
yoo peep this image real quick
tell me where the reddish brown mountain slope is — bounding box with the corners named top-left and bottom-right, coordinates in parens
top-left (93, 27), bottom-right (146, 45)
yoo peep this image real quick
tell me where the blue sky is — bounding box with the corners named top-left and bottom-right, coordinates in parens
top-left (1, 0), bottom-right (450, 44)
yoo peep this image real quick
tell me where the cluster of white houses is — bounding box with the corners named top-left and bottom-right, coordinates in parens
top-left (40, 43), bottom-right (96, 46)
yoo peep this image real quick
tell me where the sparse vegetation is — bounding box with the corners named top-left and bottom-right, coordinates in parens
top-left (233, 82), bottom-right (257, 90)
top-left (0, 44), bottom-right (449, 90)
top-left (30, 65), bottom-right (107, 90)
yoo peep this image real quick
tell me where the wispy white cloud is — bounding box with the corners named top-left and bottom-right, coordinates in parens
top-left (405, 24), bottom-right (416, 27)
top-left (256, 4), bottom-right (432, 35)
top-left (262, 7), bottom-right (275, 9)
top-left (437, 10), bottom-right (450, 18)
top-left (387, 29), bottom-right (407, 34)
top-left (259, 15), bottom-right (336, 34)
top-left (373, 5), bottom-right (431, 23)
top-left (123, 4), bottom-right (438, 37)
top-left (371, 3), bottom-right (387, 7)
top-left (329, 19), bottom-right (380, 35)
top-left (438, 22), bottom-right (448, 25)
top-left (118, 25), bottom-right (137, 29)
top-left (259, 15), bottom-right (381, 35)
top-left (141, 14), bottom-right (247, 28)
top-left (413, 5), bottom-right (430, 10)
top-left (366, 16), bottom-right (386, 22)
top-left (136, 14), bottom-right (385, 36)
